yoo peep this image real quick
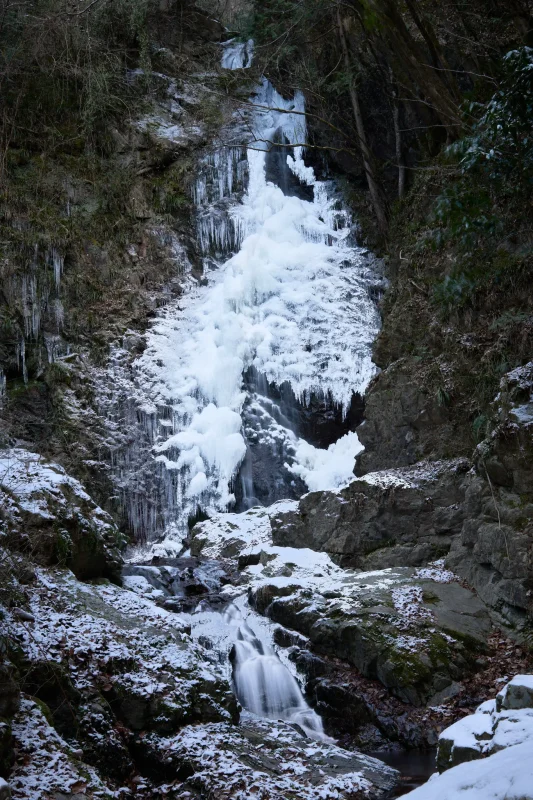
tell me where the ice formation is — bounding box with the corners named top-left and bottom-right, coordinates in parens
top-left (127, 42), bottom-right (381, 539)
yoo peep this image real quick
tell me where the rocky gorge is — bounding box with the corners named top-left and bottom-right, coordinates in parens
top-left (1, 0), bottom-right (533, 798)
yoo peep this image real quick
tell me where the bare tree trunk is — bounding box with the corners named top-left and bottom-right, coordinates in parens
top-left (336, 6), bottom-right (388, 236)
top-left (390, 67), bottom-right (405, 200)
top-left (359, 0), bottom-right (462, 139)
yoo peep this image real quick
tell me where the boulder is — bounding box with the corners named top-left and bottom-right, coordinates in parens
top-left (2, 568), bottom-right (238, 749)
top-left (497, 674), bottom-right (533, 711)
top-left (140, 713), bottom-right (399, 799)
top-left (0, 449), bottom-right (124, 582)
top-left (437, 674), bottom-right (533, 772)
top-left (270, 460), bottom-right (469, 569)
top-left (251, 567), bottom-right (490, 706)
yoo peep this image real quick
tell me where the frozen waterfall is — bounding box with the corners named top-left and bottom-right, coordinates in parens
top-left (128, 39), bottom-right (381, 541)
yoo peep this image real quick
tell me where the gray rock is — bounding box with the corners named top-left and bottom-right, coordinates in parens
top-left (498, 676), bottom-right (533, 711)
top-left (436, 674), bottom-right (533, 773)
top-left (251, 568), bottom-right (490, 706)
top-left (140, 713), bottom-right (399, 798)
top-left (271, 459), bottom-right (469, 569)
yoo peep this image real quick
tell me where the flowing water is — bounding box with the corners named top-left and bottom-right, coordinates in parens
top-left (188, 595), bottom-right (328, 740)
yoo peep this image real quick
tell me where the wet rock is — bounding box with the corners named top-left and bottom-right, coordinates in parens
top-left (0, 662), bottom-right (19, 720)
top-left (0, 720), bottom-right (13, 778)
top-left (123, 557), bottom-right (233, 612)
top-left (265, 129), bottom-right (314, 201)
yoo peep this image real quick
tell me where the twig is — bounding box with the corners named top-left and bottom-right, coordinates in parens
top-left (483, 461), bottom-right (510, 562)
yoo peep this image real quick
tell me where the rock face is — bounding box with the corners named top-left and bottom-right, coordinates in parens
top-left (354, 358), bottom-right (464, 476)
top-left (0, 565), bottom-right (238, 796)
top-left (270, 460), bottom-right (469, 569)
top-left (266, 362), bottom-right (533, 635)
top-left (446, 364), bottom-right (533, 633)
top-left (251, 568), bottom-right (490, 706)
top-left (0, 449), bottom-right (124, 582)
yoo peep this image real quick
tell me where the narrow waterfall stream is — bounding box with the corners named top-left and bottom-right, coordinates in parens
top-left (125, 39), bottom-right (382, 743)
top-left (227, 603), bottom-right (326, 739)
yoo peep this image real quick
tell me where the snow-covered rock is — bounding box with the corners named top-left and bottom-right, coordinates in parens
top-left (0, 567), bottom-right (237, 759)
top-left (0, 448), bottom-right (123, 580)
top-left (404, 740), bottom-right (533, 800)
top-left (497, 674), bottom-right (533, 711)
top-left (437, 674), bottom-right (533, 772)
top-left (0, 564), bottom-right (400, 798)
top-left (143, 712), bottom-right (398, 799)
top-left (188, 500), bottom-right (490, 706)
top-left (9, 698), bottom-right (113, 800)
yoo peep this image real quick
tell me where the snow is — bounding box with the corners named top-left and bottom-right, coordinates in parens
top-left (439, 712), bottom-right (494, 754)
top-left (391, 585), bottom-right (433, 628)
top-left (492, 708), bottom-right (533, 750)
top-left (9, 698), bottom-right (113, 800)
top-left (403, 741), bottom-right (533, 800)
top-left (415, 559), bottom-right (456, 583)
top-left (506, 674), bottom-right (533, 690)
top-left (148, 713), bottom-right (391, 800)
top-left (0, 448), bottom-right (116, 542)
top-left (0, 447), bottom-right (92, 517)
top-left (437, 674), bottom-right (533, 780)
top-left (0, 568), bottom-right (229, 721)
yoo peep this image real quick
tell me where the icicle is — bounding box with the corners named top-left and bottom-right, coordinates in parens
top-left (97, 42), bottom-right (382, 544)
top-left (0, 369), bottom-right (6, 406)
top-left (51, 248), bottom-right (63, 290)
top-left (17, 339), bottom-right (28, 384)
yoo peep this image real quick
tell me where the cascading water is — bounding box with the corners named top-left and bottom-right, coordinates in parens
top-left (190, 596), bottom-right (327, 740)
